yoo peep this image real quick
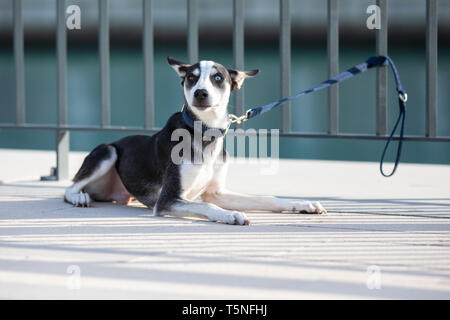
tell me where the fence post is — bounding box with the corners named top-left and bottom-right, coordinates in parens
top-left (143, 0), bottom-right (154, 130)
top-left (327, 0), bottom-right (339, 135)
top-left (376, 0), bottom-right (387, 136)
top-left (99, 0), bottom-right (110, 128)
top-left (187, 0), bottom-right (198, 63)
top-left (56, 0), bottom-right (69, 180)
top-left (233, 0), bottom-right (245, 128)
top-left (426, 0), bottom-right (438, 138)
top-left (280, 0), bottom-right (291, 133)
top-left (13, 0), bottom-right (25, 126)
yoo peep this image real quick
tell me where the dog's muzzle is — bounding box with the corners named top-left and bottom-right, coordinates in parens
top-left (193, 89), bottom-right (211, 108)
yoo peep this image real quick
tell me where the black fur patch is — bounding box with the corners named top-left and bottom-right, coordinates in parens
top-left (211, 63), bottom-right (232, 90)
top-left (72, 144), bottom-right (113, 182)
top-left (183, 62), bottom-right (200, 88)
top-left (109, 112), bottom-right (224, 210)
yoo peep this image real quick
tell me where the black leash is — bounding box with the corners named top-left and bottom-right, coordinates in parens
top-left (229, 55), bottom-right (407, 177)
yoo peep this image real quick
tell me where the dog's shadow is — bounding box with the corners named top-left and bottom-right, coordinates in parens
top-left (3, 181), bottom-right (449, 229)
top-left (0, 185), bottom-right (322, 228)
top-left (0, 181), bottom-right (228, 225)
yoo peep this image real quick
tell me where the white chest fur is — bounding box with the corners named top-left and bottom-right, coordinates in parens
top-left (179, 138), bottom-right (224, 201)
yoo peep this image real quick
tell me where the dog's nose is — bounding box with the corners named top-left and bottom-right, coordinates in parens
top-left (194, 89), bottom-right (208, 100)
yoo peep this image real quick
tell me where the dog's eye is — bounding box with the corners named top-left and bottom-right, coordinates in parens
top-left (187, 75), bottom-right (197, 82)
top-left (214, 75), bottom-right (223, 82)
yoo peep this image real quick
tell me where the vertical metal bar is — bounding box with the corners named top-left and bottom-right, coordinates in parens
top-left (426, 0), bottom-right (438, 138)
top-left (13, 0), bottom-right (25, 125)
top-left (57, 0), bottom-right (68, 128)
top-left (187, 0), bottom-right (198, 63)
top-left (56, 0), bottom-right (69, 180)
top-left (376, 0), bottom-right (387, 136)
top-left (233, 0), bottom-right (244, 125)
top-left (56, 130), bottom-right (69, 180)
top-left (327, 0), bottom-right (339, 135)
top-left (143, 0), bottom-right (154, 129)
top-left (99, 0), bottom-right (110, 127)
top-left (280, 0), bottom-right (291, 133)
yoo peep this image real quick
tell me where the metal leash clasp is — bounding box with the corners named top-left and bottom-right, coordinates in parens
top-left (229, 109), bottom-right (251, 124)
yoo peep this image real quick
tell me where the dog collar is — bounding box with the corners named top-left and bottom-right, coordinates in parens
top-left (181, 105), bottom-right (229, 137)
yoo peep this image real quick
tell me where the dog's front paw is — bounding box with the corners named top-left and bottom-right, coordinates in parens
top-left (292, 201), bottom-right (327, 214)
top-left (223, 211), bottom-right (250, 225)
top-left (65, 192), bottom-right (92, 207)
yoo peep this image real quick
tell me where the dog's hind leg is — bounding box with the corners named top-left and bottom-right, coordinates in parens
top-left (64, 144), bottom-right (118, 207)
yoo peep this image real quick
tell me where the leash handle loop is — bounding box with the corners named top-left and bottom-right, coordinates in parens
top-left (379, 56), bottom-right (407, 177)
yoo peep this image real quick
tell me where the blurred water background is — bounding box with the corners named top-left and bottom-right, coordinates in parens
top-left (0, 0), bottom-right (449, 164)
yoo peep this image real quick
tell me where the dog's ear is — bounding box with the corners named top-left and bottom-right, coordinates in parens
top-left (167, 56), bottom-right (190, 78)
top-left (228, 69), bottom-right (259, 90)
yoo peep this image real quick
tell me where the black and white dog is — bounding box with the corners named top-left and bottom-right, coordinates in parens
top-left (64, 57), bottom-right (326, 225)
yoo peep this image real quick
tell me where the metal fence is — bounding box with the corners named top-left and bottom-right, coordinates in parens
top-left (0, 0), bottom-right (448, 180)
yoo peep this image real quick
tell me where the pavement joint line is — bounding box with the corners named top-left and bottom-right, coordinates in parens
top-left (328, 210), bottom-right (450, 219)
top-left (273, 223), bottom-right (450, 233)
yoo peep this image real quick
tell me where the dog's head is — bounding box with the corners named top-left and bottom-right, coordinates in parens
top-left (168, 56), bottom-right (259, 123)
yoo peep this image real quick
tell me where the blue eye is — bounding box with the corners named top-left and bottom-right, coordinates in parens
top-left (214, 75), bottom-right (222, 81)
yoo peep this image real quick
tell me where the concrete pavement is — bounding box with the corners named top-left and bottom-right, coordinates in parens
top-left (0, 149), bottom-right (449, 299)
